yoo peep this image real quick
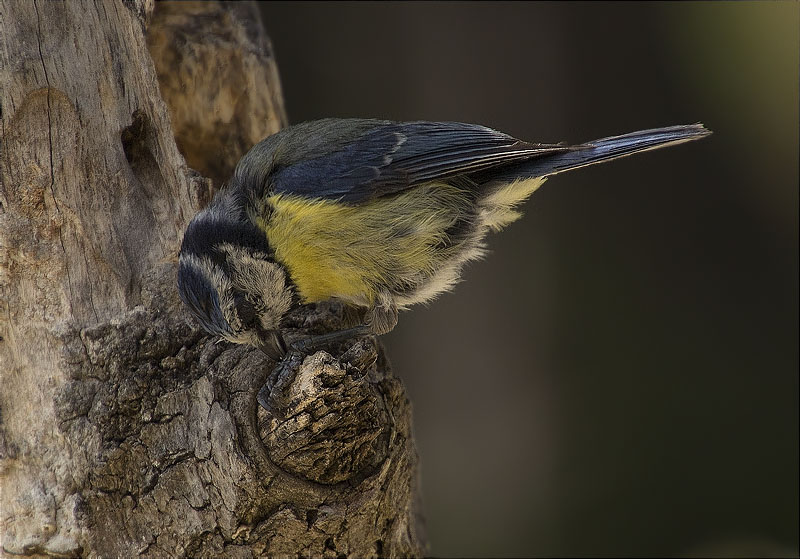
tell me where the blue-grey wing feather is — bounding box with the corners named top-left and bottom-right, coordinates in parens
top-left (237, 119), bottom-right (710, 204)
top-left (269, 121), bottom-right (569, 202)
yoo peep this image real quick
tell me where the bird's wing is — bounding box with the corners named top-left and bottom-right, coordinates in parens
top-left (269, 121), bottom-right (572, 202)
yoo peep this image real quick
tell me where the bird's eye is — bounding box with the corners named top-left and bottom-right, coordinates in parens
top-left (234, 292), bottom-right (258, 327)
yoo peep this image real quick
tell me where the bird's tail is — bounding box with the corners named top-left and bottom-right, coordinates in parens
top-left (476, 124), bottom-right (711, 231)
top-left (493, 123), bottom-right (712, 182)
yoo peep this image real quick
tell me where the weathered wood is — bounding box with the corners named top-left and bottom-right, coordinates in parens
top-left (0, 1), bottom-right (425, 557)
top-left (147, 2), bottom-right (288, 188)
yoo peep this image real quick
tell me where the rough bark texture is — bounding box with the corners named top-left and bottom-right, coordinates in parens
top-left (0, 1), bottom-right (425, 557)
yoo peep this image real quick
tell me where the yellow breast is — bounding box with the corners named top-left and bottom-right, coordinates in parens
top-left (259, 186), bottom-right (470, 306)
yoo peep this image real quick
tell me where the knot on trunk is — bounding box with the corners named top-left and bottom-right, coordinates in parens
top-left (257, 339), bottom-right (394, 485)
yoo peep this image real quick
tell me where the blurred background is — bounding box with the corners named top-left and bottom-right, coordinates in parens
top-left (259, 2), bottom-right (798, 557)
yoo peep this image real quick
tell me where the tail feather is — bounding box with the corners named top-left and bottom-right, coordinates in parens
top-left (493, 123), bottom-right (711, 182)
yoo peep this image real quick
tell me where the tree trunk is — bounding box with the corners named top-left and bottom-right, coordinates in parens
top-left (0, 1), bottom-right (426, 557)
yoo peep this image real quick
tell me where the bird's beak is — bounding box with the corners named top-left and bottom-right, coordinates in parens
top-left (258, 330), bottom-right (287, 361)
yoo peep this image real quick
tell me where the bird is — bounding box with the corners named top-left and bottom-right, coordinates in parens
top-left (177, 119), bottom-right (710, 359)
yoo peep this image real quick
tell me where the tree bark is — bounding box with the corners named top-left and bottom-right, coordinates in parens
top-left (0, 1), bottom-right (425, 557)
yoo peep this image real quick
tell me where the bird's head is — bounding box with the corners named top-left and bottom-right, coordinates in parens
top-left (177, 196), bottom-right (293, 360)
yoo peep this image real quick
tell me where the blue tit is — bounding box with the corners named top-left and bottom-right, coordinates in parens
top-left (177, 119), bottom-right (710, 358)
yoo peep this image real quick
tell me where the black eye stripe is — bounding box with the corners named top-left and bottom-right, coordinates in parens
top-left (178, 260), bottom-right (233, 336)
top-left (234, 292), bottom-right (258, 326)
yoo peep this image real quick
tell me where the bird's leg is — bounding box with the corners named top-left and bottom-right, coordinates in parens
top-left (288, 324), bottom-right (373, 353)
top-left (289, 294), bottom-right (397, 352)
top-left (278, 302), bottom-right (396, 360)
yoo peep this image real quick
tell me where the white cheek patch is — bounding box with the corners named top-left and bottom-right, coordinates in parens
top-left (218, 243), bottom-right (294, 331)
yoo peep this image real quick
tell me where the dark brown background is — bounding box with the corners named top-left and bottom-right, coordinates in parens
top-left (258, 2), bottom-right (798, 556)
